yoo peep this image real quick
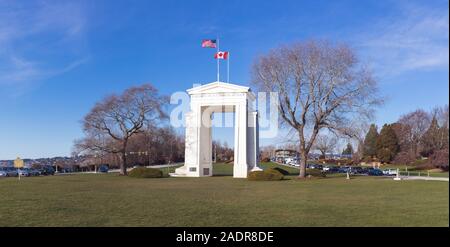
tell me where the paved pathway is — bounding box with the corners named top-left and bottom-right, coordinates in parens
top-left (399, 176), bottom-right (449, 182)
top-left (108, 163), bottom-right (182, 173)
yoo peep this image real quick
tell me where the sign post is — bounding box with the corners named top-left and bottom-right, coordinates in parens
top-left (14, 157), bottom-right (24, 180)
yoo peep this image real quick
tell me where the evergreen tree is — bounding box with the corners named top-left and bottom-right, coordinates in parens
top-left (342, 143), bottom-right (354, 155)
top-left (363, 124), bottom-right (379, 159)
top-left (376, 124), bottom-right (400, 163)
top-left (420, 117), bottom-right (441, 157)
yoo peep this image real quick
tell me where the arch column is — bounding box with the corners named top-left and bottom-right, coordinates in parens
top-left (233, 102), bottom-right (248, 178)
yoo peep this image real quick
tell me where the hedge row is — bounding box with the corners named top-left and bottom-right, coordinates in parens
top-left (128, 167), bottom-right (163, 178)
top-left (247, 168), bottom-right (284, 181)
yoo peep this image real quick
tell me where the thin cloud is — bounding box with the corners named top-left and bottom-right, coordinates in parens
top-left (354, 2), bottom-right (449, 77)
top-left (0, 1), bottom-right (89, 91)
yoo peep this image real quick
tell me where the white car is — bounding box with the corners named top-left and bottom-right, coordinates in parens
top-left (0, 170), bottom-right (7, 177)
top-left (383, 169), bottom-right (398, 176)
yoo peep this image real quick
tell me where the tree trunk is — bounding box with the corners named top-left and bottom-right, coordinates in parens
top-left (320, 150), bottom-right (326, 159)
top-left (299, 150), bottom-right (307, 178)
top-left (120, 150), bottom-right (127, 176)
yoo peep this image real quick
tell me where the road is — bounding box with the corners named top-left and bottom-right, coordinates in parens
top-left (55, 163), bottom-right (183, 175)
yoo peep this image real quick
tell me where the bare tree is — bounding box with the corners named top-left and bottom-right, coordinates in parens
top-left (348, 121), bottom-right (369, 163)
top-left (396, 109), bottom-right (431, 159)
top-left (252, 40), bottom-right (381, 178)
top-left (77, 84), bottom-right (167, 175)
top-left (434, 105), bottom-right (449, 150)
top-left (313, 134), bottom-right (337, 159)
top-left (260, 145), bottom-right (277, 161)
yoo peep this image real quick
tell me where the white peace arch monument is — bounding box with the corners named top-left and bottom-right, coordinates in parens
top-left (170, 81), bottom-right (262, 178)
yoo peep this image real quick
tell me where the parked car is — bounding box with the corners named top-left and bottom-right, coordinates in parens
top-left (98, 165), bottom-right (109, 173)
top-left (368, 169), bottom-right (384, 176)
top-left (0, 169), bottom-right (7, 177)
top-left (330, 166), bottom-right (341, 173)
top-left (29, 168), bottom-right (41, 176)
top-left (21, 168), bottom-right (38, 176)
top-left (38, 166), bottom-right (55, 175)
top-left (308, 164), bottom-right (321, 169)
top-left (288, 158), bottom-right (300, 166)
top-left (339, 166), bottom-right (350, 173)
top-left (324, 166), bottom-right (340, 173)
top-left (383, 169), bottom-right (398, 176)
top-left (350, 166), bottom-right (364, 174)
top-left (360, 167), bottom-right (371, 174)
top-left (284, 158), bottom-right (293, 164)
top-left (1, 167), bottom-right (18, 177)
top-left (61, 168), bottom-right (75, 173)
top-left (18, 168), bottom-right (31, 177)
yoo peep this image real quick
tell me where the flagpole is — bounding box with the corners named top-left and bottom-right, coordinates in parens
top-left (217, 38), bottom-right (220, 82)
top-left (227, 52), bottom-right (230, 83)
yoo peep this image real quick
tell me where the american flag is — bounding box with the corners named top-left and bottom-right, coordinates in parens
top-left (201, 39), bottom-right (217, 48)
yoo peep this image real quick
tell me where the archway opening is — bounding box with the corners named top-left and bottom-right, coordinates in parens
top-left (211, 109), bottom-right (235, 176)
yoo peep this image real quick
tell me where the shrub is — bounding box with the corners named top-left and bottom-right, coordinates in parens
top-left (128, 167), bottom-right (163, 178)
top-left (271, 167), bottom-right (290, 175)
top-left (393, 151), bottom-right (415, 165)
top-left (305, 168), bottom-right (326, 178)
top-left (426, 149), bottom-right (449, 171)
top-left (248, 169), bottom-right (284, 181)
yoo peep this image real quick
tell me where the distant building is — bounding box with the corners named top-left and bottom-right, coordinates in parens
top-left (274, 149), bottom-right (299, 163)
top-left (275, 149), bottom-right (298, 158)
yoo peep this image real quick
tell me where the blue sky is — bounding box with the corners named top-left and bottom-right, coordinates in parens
top-left (0, 0), bottom-right (448, 159)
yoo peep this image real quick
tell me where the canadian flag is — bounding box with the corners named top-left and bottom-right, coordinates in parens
top-left (214, 51), bottom-right (229, 59)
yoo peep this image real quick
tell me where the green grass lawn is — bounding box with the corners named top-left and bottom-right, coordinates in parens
top-left (212, 162), bottom-right (301, 176)
top-left (0, 163), bottom-right (448, 227)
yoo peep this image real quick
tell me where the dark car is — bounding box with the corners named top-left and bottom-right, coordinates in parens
top-left (2, 167), bottom-right (19, 177)
top-left (326, 166), bottom-right (340, 173)
top-left (350, 167), bottom-right (364, 174)
top-left (98, 165), bottom-right (109, 173)
top-left (61, 168), bottom-right (74, 173)
top-left (26, 168), bottom-right (40, 176)
top-left (39, 166), bottom-right (55, 175)
top-left (338, 166), bottom-right (350, 173)
top-left (368, 169), bottom-right (384, 176)
top-left (360, 167), bottom-right (371, 174)
top-left (18, 168), bottom-right (31, 177)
